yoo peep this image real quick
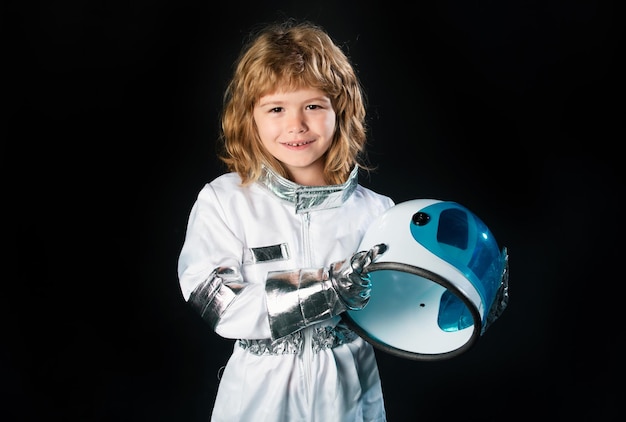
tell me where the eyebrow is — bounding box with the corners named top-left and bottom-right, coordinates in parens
top-left (257, 96), bottom-right (331, 108)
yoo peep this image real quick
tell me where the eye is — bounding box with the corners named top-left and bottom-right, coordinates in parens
top-left (269, 107), bottom-right (283, 113)
top-left (306, 104), bottom-right (321, 110)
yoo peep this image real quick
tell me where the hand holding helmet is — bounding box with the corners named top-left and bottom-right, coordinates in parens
top-left (330, 243), bottom-right (388, 310)
top-left (265, 243), bottom-right (389, 339)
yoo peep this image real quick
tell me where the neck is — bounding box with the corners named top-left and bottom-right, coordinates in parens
top-left (287, 163), bottom-right (327, 186)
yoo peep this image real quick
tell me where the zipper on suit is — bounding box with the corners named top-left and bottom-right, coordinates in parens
top-left (300, 212), bottom-right (313, 402)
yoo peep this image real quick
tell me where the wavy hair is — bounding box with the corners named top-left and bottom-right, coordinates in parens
top-left (217, 19), bottom-right (372, 186)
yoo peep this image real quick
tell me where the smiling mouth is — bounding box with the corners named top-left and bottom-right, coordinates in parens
top-left (284, 140), bottom-right (313, 147)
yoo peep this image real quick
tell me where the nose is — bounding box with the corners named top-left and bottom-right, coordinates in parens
top-left (287, 110), bottom-right (307, 133)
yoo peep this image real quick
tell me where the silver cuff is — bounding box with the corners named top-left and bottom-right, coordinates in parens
top-left (188, 266), bottom-right (246, 328)
top-left (265, 268), bottom-right (346, 340)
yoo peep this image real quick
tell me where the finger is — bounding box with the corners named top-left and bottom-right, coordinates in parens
top-left (367, 243), bottom-right (388, 263)
top-left (372, 243), bottom-right (388, 257)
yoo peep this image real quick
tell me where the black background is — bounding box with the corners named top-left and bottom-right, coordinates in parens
top-left (6, 1), bottom-right (624, 420)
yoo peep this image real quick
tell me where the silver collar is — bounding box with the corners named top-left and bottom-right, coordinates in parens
top-left (258, 165), bottom-right (358, 214)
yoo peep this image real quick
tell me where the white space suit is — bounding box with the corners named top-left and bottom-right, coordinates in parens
top-left (178, 165), bottom-right (394, 421)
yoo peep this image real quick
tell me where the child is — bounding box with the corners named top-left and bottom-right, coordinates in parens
top-left (177, 19), bottom-right (394, 421)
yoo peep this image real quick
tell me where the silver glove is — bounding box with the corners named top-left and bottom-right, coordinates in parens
top-left (330, 243), bottom-right (388, 310)
top-left (265, 243), bottom-right (388, 339)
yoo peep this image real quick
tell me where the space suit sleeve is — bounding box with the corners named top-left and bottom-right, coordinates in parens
top-left (265, 243), bottom-right (387, 340)
top-left (188, 266), bottom-right (247, 329)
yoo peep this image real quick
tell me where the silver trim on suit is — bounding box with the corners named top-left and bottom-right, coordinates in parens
top-left (265, 268), bottom-right (347, 340)
top-left (188, 267), bottom-right (246, 328)
top-left (239, 324), bottom-right (359, 355)
top-left (259, 165), bottom-right (359, 214)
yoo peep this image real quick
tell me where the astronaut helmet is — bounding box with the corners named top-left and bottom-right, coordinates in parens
top-left (345, 199), bottom-right (509, 361)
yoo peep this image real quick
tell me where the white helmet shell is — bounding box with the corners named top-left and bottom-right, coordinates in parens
top-left (345, 199), bottom-right (509, 360)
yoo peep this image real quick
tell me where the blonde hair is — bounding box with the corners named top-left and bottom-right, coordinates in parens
top-left (217, 19), bottom-right (372, 186)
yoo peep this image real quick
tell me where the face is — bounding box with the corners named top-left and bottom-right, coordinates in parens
top-left (253, 88), bottom-right (336, 186)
